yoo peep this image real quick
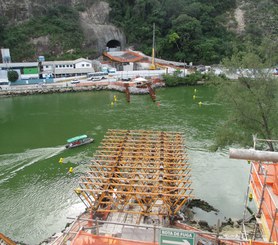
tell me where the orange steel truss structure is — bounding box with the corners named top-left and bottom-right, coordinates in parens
top-left (75, 129), bottom-right (193, 220)
top-left (248, 161), bottom-right (278, 242)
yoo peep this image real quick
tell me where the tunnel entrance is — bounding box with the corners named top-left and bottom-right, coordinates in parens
top-left (106, 40), bottom-right (121, 51)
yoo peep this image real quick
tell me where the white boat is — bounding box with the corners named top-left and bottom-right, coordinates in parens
top-left (65, 134), bottom-right (94, 149)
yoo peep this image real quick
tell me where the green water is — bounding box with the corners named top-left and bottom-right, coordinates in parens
top-left (0, 87), bottom-right (250, 244)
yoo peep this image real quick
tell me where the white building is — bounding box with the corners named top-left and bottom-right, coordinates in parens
top-left (42, 58), bottom-right (95, 78)
top-left (0, 58), bottom-right (95, 80)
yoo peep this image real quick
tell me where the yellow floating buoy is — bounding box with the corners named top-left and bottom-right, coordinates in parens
top-left (248, 193), bottom-right (253, 201)
top-left (198, 101), bottom-right (202, 106)
top-left (59, 158), bottom-right (64, 164)
top-left (69, 167), bottom-right (73, 173)
top-left (194, 89), bottom-right (197, 93)
top-left (111, 101), bottom-right (114, 106)
top-left (193, 95), bottom-right (196, 100)
top-left (114, 95), bottom-right (117, 102)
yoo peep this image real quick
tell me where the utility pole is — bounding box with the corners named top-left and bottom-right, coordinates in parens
top-left (150, 23), bottom-right (156, 70)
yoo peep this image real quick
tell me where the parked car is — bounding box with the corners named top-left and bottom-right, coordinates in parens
top-left (71, 79), bottom-right (80, 84)
top-left (90, 77), bottom-right (101, 81)
top-left (0, 81), bottom-right (10, 90)
top-left (122, 77), bottom-right (131, 81)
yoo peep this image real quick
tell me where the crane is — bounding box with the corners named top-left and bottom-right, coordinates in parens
top-left (149, 23), bottom-right (156, 70)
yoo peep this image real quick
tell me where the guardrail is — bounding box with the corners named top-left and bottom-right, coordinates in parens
top-left (250, 162), bottom-right (278, 242)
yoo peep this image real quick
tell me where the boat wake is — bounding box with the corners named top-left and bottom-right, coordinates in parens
top-left (0, 146), bottom-right (65, 184)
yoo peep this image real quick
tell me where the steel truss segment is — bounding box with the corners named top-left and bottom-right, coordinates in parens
top-left (76, 130), bottom-right (193, 216)
top-left (93, 155), bottom-right (187, 160)
top-left (82, 172), bottom-right (191, 177)
top-left (88, 165), bottom-right (190, 171)
top-left (78, 181), bottom-right (192, 191)
top-left (76, 187), bottom-right (192, 196)
top-left (79, 175), bottom-right (192, 183)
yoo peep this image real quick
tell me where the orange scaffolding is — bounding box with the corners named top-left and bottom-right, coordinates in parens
top-left (247, 161), bottom-right (278, 242)
top-left (75, 129), bottom-right (193, 222)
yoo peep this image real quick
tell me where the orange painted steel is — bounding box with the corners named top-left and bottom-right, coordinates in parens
top-left (175, 222), bottom-right (277, 245)
top-left (146, 82), bottom-right (156, 101)
top-left (273, 165), bottom-right (278, 195)
top-left (103, 51), bottom-right (144, 63)
top-left (0, 233), bottom-right (17, 245)
top-left (250, 161), bottom-right (278, 242)
top-left (124, 83), bottom-right (130, 102)
top-left (75, 129), bottom-right (193, 221)
top-left (71, 230), bottom-right (158, 245)
top-left (69, 222), bottom-right (278, 245)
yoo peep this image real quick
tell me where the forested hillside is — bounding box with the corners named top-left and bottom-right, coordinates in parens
top-left (0, 0), bottom-right (277, 64)
top-left (108, 0), bottom-right (278, 64)
top-left (108, 0), bottom-right (238, 64)
top-left (0, 6), bottom-right (90, 61)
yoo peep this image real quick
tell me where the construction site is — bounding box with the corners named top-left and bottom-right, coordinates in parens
top-left (40, 130), bottom-right (277, 245)
top-left (1, 131), bottom-right (277, 245)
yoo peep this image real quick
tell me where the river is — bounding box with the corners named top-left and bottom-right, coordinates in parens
top-left (0, 86), bottom-right (250, 244)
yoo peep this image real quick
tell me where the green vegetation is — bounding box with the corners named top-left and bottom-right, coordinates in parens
top-left (108, 0), bottom-right (239, 64)
top-left (163, 71), bottom-right (206, 87)
top-left (0, 0), bottom-right (277, 65)
top-left (1, 5), bottom-right (92, 62)
top-left (0, 16), bottom-right (7, 45)
top-left (7, 70), bottom-right (19, 82)
top-left (243, 0), bottom-right (278, 43)
top-left (108, 0), bottom-right (278, 65)
top-left (211, 41), bottom-right (278, 151)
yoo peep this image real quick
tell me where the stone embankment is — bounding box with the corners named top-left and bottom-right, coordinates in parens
top-left (0, 82), bottom-right (165, 98)
top-left (0, 85), bottom-right (107, 97)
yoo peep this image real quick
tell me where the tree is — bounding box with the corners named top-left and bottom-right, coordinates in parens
top-left (0, 16), bottom-right (7, 46)
top-left (8, 70), bottom-right (19, 82)
top-left (213, 45), bottom-right (278, 151)
top-left (168, 32), bottom-right (181, 51)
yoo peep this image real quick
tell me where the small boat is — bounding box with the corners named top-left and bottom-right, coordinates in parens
top-left (65, 134), bottom-right (94, 149)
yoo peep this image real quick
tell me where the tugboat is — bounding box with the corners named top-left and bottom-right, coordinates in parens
top-left (65, 134), bottom-right (94, 149)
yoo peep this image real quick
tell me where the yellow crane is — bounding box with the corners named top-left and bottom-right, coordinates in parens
top-left (150, 23), bottom-right (156, 70)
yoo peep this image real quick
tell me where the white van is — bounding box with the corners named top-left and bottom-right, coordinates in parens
top-left (91, 77), bottom-right (101, 81)
top-left (0, 81), bottom-right (10, 90)
top-left (108, 68), bottom-right (117, 74)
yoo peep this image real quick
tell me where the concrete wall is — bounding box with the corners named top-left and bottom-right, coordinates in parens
top-left (12, 78), bottom-right (54, 85)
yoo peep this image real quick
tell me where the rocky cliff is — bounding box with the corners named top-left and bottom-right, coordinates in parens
top-left (0, 0), bottom-right (107, 22)
top-left (79, 1), bottom-right (126, 54)
top-left (0, 0), bottom-right (126, 57)
top-left (0, 0), bottom-right (75, 22)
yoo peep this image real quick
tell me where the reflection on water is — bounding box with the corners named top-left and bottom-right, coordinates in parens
top-left (0, 87), bottom-right (250, 244)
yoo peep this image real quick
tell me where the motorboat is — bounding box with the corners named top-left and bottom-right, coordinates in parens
top-left (65, 134), bottom-right (94, 149)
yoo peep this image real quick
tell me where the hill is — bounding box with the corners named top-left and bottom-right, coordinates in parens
top-left (0, 0), bottom-right (277, 64)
